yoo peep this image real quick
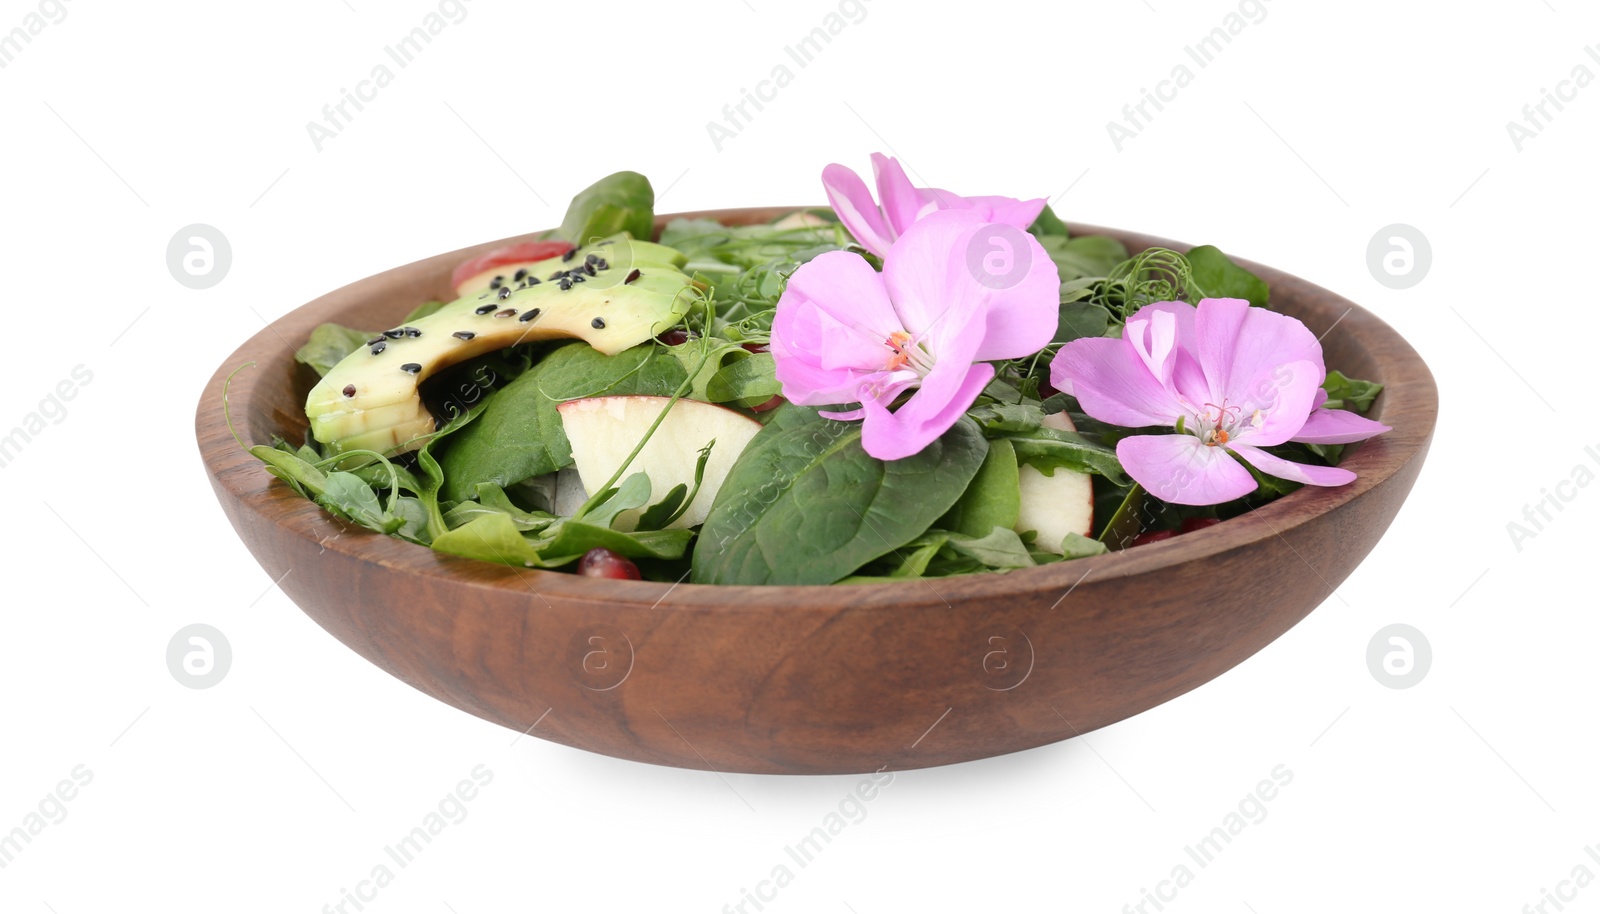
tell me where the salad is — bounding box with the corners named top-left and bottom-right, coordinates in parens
top-left (236, 156), bottom-right (1389, 586)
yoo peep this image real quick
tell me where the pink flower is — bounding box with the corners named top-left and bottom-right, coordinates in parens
top-left (1050, 298), bottom-right (1390, 506)
top-left (823, 153), bottom-right (1048, 259)
top-left (771, 210), bottom-right (1059, 460)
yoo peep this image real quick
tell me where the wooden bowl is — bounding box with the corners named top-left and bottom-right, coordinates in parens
top-left (195, 208), bottom-right (1437, 775)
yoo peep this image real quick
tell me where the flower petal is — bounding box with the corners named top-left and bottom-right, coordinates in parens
top-left (1232, 444), bottom-right (1357, 488)
top-left (1117, 434), bottom-right (1258, 506)
top-left (1290, 408), bottom-right (1392, 445)
top-left (770, 304), bottom-right (879, 406)
top-left (1229, 359), bottom-right (1325, 447)
top-left (871, 153), bottom-right (925, 241)
top-left (782, 250), bottom-right (901, 371)
top-left (963, 194), bottom-right (1048, 230)
top-left (1052, 337), bottom-right (1183, 428)
top-left (858, 361), bottom-right (995, 461)
top-left (1194, 297), bottom-right (1325, 406)
top-left (880, 210), bottom-right (1058, 361)
top-left (822, 163), bottom-right (893, 257)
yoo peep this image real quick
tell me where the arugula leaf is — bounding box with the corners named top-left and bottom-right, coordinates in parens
top-left (1187, 245), bottom-right (1269, 308)
top-left (560, 171), bottom-right (654, 245)
top-left (1061, 532), bottom-right (1109, 559)
top-left (437, 343), bottom-right (688, 503)
top-left (692, 406), bottom-right (989, 585)
top-left (577, 471), bottom-right (653, 529)
top-left (431, 512), bottom-right (692, 569)
top-left (943, 527), bottom-right (1036, 569)
top-left (1322, 370), bottom-right (1384, 413)
top-left (294, 323), bottom-right (370, 378)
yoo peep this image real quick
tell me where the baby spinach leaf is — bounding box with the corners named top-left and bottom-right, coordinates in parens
top-left (1028, 204), bottom-right (1070, 239)
top-left (437, 343), bottom-right (688, 503)
top-left (1055, 301), bottom-right (1113, 344)
top-left (705, 353), bottom-right (781, 408)
top-left (691, 406), bottom-right (988, 586)
top-left (1187, 245), bottom-right (1269, 308)
top-left (1038, 234), bottom-right (1129, 284)
top-left (577, 471), bottom-right (653, 530)
top-left (294, 323), bottom-right (370, 378)
top-left (560, 170), bottom-right (654, 245)
top-left (940, 438), bottom-right (1021, 538)
top-left (996, 426), bottom-right (1128, 485)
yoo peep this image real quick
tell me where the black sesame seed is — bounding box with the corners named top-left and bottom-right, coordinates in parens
top-left (475, 304), bottom-right (497, 315)
top-left (382, 328), bottom-right (405, 339)
top-left (558, 278), bottom-right (572, 291)
top-left (527, 277), bottom-right (541, 286)
top-left (549, 270), bottom-right (565, 281)
top-left (400, 363), bottom-right (422, 375)
top-left (591, 317), bottom-right (606, 329)
top-left (594, 258), bottom-right (608, 270)
top-left (453, 330), bottom-right (476, 341)
top-left (562, 248), bottom-right (577, 262)
top-left (367, 336), bottom-right (386, 346)
top-left (489, 278), bottom-right (502, 290)
top-left (513, 268), bottom-right (527, 281)
top-left (583, 263), bottom-right (596, 276)
top-left (570, 273), bottom-right (586, 284)
top-left (585, 253), bottom-right (600, 266)
top-left (518, 308), bottom-right (541, 322)
top-left (625, 268), bottom-right (641, 284)
top-left (405, 327), bottom-right (422, 338)
top-left (495, 308), bottom-right (517, 318)
top-left (370, 341), bottom-right (387, 355)
top-left (342, 384), bottom-right (357, 398)
top-left (498, 286), bottom-right (513, 300)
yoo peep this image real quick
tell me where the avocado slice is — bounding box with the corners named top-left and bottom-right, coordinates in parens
top-left (305, 235), bottom-right (694, 457)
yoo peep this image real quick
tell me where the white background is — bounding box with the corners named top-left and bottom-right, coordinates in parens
top-left (1, 0), bottom-right (1595, 911)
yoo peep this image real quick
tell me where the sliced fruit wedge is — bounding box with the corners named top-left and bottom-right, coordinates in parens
top-left (1015, 411), bottom-right (1095, 553)
top-left (557, 395), bottom-right (763, 530)
top-left (305, 235), bottom-right (693, 457)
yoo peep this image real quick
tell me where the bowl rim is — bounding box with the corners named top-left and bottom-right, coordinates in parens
top-left (196, 207), bottom-right (1438, 609)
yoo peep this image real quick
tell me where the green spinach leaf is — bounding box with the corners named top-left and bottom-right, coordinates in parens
top-left (692, 406), bottom-right (988, 585)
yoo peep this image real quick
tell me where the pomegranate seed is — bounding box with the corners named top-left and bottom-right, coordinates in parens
top-left (1130, 529), bottom-right (1178, 548)
top-left (657, 330), bottom-right (692, 346)
top-left (751, 395), bottom-right (785, 413)
top-left (577, 548), bottom-right (641, 580)
top-left (1179, 517), bottom-right (1221, 534)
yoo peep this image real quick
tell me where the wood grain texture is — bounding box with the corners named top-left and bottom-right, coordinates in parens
top-left (194, 208), bottom-right (1437, 775)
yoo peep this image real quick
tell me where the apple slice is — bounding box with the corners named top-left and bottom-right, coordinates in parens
top-left (450, 240), bottom-right (573, 297)
top-left (556, 396), bottom-right (764, 530)
top-left (1014, 411), bottom-right (1095, 553)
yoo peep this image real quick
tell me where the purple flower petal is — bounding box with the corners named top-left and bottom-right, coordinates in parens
top-left (1228, 359), bottom-right (1326, 448)
top-left (1232, 445), bottom-right (1357, 488)
top-left (1117, 434), bottom-right (1258, 506)
top-left (770, 303), bottom-right (878, 406)
top-left (1053, 336), bottom-right (1183, 429)
top-left (782, 250), bottom-right (900, 372)
top-left (872, 153), bottom-right (925, 240)
top-left (964, 194), bottom-right (1048, 230)
top-left (881, 211), bottom-right (1058, 362)
top-left (1194, 298), bottom-right (1325, 406)
top-left (822, 163), bottom-right (893, 257)
top-left (1291, 408), bottom-right (1392, 445)
top-left (858, 360), bottom-right (995, 461)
